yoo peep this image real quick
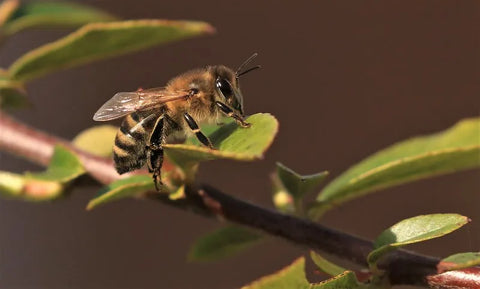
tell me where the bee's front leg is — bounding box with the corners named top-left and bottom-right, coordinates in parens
top-left (147, 115), bottom-right (165, 191)
top-left (215, 101), bottom-right (251, 128)
top-left (184, 113), bottom-right (214, 149)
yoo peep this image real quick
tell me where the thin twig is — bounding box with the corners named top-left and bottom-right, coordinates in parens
top-left (0, 111), bottom-right (478, 288)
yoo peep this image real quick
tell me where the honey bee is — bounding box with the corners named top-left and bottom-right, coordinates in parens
top-left (93, 54), bottom-right (260, 190)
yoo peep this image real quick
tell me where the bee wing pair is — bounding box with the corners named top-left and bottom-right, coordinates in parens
top-left (93, 87), bottom-right (190, 121)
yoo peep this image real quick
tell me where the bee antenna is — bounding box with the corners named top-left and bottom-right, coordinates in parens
top-left (235, 53), bottom-right (259, 76)
top-left (236, 65), bottom-right (261, 77)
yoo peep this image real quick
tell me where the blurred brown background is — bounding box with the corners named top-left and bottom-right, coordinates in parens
top-left (0, 1), bottom-right (479, 288)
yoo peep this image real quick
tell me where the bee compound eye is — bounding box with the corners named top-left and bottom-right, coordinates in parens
top-left (216, 78), bottom-right (233, 99)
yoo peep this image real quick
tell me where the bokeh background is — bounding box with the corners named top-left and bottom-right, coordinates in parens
top-left (0, 1), bottom-right (479, 288)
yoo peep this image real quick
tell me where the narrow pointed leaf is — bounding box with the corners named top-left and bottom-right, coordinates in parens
top-left (438, 252), bottom-right (480, 273)
top-left (367, 214), bottom-right (470, 267)
top-left (73, 125), bottom-right (118, 157)
top-left (1, 1), bottom-right (115, 36)
top-left (310, 251), bottom-right (346, 277)
top-left (9, 19), bottom-right (215, 82)
top-left (188, 225), bottom-right (263, 262)
top-left (87, 175), bottom-right (154, 210)
top-left (165, 113), bottom-right (278, 171)
top-left (312, 118), bottom-right (480, 218)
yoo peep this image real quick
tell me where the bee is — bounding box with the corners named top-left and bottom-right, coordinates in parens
top-left (93, 54), bottom-right (260, 190)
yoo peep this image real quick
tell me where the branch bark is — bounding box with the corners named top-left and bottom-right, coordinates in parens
top-left (0, 111), bottom-right (478, 288)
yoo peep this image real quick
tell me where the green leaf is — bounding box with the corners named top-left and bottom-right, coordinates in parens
top-left (87, 175), bottom-right (154, 210)
top-left (0, 171), bottom-right (27, 196)
top-left (310, 271), bottom-right (361, 289)
top-left (241, 258), bottom-right (309, 289)
top-left (169, 184), bottom-right (185, 200)
top-left (273, 163), bottom-right (328, 213)
top-left (367, 214), bottom-right (470, 268)
top-left (0, 171), bottom-right (63, 200)
top-left (188, 225), bottom-right (263, 262)
top-left (310, 251), bottom-right (346, 277)
top-left (73, 125), bottom-right (117, 157)
top-left (9, 19), bottom-right (215, 82)
top-left (1, 1), bottom-right (115, 36)
top-left (27, 145), bottom-right (85, 182)
top-left (241, 257), bottom-right (360, 289)
top-left (0, 0), bottom-right (19, 26)
top-left (276, 163), bottom-right (329, 200)
top-left (312, 118), bottom-right (480, 218)
top-left (0, 145), bottom-right (85, 201)
top-left (0, 70), bottom-right (28, 109)
top-left (437, 252), bottom-right (480, 273)
top-left (165, 113), bottom-right (278, 178)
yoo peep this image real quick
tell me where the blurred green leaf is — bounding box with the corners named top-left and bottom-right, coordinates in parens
top-left (1, 1), bottom-right (115, 36)
top-left (0, 145), bottom-right (85, 200)
top-left (73, 125), bottom-right (117, 157)
top-left (367, 214), bottom-right (470, 268)
top-left (165, 113), bottom-right (278, 177)
top-left (0, 171), bottom-right (27, 196)
top-left (9, 19), bottom-right (215, 82)
top-left (273, 163), bottom-right (328, 214)
top-left (0, 171), bottom-right (63, 200)
top-left (27, 145), bottom-right (85, 182)
top-left (241, 258), bottom-right (309, 289)
top-left (0, 70), bottom-right (28, 109)
top-left (0, 0), bottom-right (19, 26)
top-left (311, 118), bottom-right (480, 218)
top-left (437, 252), bottom-right (480, 273)
top-left (241, 257), bottom-right (360, 289)
top-left (310, 271), bottom-right (361, 289)
top-left (310, 251), bottom-right (346, 277)
top-left (87, 175), bottom-right (154, 210)
top-left (188, 225), bottom-right (263, 262)
top-left (169, 184), bottom-right (185, 200)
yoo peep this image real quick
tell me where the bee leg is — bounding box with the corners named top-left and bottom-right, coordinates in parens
top-left (215, 101), bottom-right (251, 128)
top-left (147, 116), bottom-right (165, 191)
top-left (147, 149), bottom-right (163, 191)
top-left (184, 113), bottom-right (214, 149)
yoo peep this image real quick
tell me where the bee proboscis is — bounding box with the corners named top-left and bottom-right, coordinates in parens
top-left (93, 54), bottom-right (260, 190)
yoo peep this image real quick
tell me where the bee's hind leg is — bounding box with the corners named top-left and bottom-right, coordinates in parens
top-left (147, 148), bottom-right (164, 191)
top-left (147, 115), bottom-right (165, 191)
top-left (184, 113), bottom-right (214, 149)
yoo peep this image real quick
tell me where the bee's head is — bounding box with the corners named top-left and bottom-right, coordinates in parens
top-left (211, 53), bottom-right (260, 117)
top-left (212, 66), bottom-right (244, 116)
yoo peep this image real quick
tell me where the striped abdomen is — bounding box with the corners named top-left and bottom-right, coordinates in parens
top-left (113, 112), bottom-right (158, 174)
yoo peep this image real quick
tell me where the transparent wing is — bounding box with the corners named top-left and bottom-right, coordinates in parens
top-left (93, 87), bottom-right (189, 121)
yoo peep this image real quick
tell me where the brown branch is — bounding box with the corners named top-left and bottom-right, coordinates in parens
top-left (0, 111), bottom-right (478, 287)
